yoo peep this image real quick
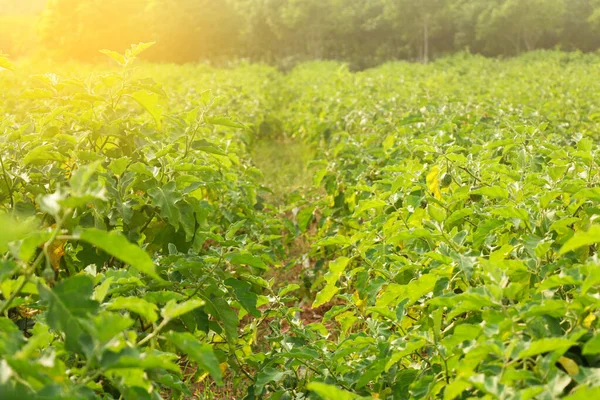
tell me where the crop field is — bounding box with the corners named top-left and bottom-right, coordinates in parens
top-left (2, 48), bottom-right (600, 399)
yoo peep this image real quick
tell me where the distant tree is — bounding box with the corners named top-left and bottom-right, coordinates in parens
top-left (586, 0), bottom-right (600, 37)
top-left (449, 0), bottom-right (493, 53)
top-left (233, 0), bottom-right (283, 61)
top-left (561, 0), bottom-right (598, 51)
top-left (39, 0), bottom-right (148, 61)
top-left (382, 0), bottom-right (451, 63)
top-left (31, 0), bottom-right (600, 64)
top-left (476, 0), bottom-right (566, 54)
top-left (145, 0), bottom-right (242, 63)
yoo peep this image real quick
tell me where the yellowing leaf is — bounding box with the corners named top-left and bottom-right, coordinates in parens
top-left (353, 290), bottom-right (364, 307)
top-left (313, 257), bottom-right (350, 308)
top-left (219, 362), bottom-right (228, 375)
top-left (558, 356), bottom-right (579, 376)
top-left (426, 166), bottom-right (441, 200)
top-left (48, 240), bottom-right (65, 271)
top-left (583, 313), bottom-right (596, 328)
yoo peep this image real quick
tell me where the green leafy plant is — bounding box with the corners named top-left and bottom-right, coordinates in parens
top-left (0, 45), bottom-right (289, 399)
top-left (2, 48), bottom-right (600, 400)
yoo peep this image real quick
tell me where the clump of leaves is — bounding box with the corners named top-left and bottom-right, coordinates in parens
top-left (3, 49), bottom-right (600, 400)
top-left (0, 44), bottom-right (290, 399)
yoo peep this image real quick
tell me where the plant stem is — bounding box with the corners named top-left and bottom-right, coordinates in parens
top-left (0, 251), bottom-right (43, 315)
top-left (0, 214), bottom-right (66, 315)
top-left (137, 318), bottom-right (170, 346)
top-left (0, 155), bottom-right (14, 209)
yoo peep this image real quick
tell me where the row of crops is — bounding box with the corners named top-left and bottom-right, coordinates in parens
top-left (2, 48), bottom-right (600, 399)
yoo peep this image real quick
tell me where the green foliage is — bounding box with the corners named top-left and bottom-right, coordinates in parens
top-left (236, 53), bottom-right (600, 398)
top-left (3, 47), bottom-right (600, 399)
top-left (20, 0), bottom-right (600, 66)
top-left (0, 47), bottom-right (289, 398)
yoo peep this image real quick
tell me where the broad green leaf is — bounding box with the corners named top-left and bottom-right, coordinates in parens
top-left (428, 204), bottom-right (447, 222)
top-left (191, 139), bottom-right (227, 156)
top-left (446, 208), bottom-right (473, 226)
top-left (225, 278), bottom-right (260, 317)
top-left (473, 219), bottom-right (504, 249)
top-left (354, 199), bottom-right (386, 216)
top-left (102, 348), bottom-right (180, 373)
top-left (0, 215), bottom-right (34, 253)
top-left (0, 318), bottom-right (24, 355)
top-left (78, 228), bottom-right (163, 282)
top-left (227, 252), bottom-right (267, 270)
top-left (313, 285), bottom-right (340, 309)
top-left (307, 382), bottom-right (360, 400)
top-left (444, 379), bottom-right (472, 400)
top-left (93, 277), bottom-right (113, 302)
top-left (108, 157), bottom-right (129, 176)
top-left (490, 206), bottom-right (529, 221)
top-left (225, 219), bottom-right (246, 239)
top-left (38, 275), bottom-right (98, 352)
top-left (107, 297), bottom-right (158, 323)
top-left (91, 312), bottom-right (135, 344)
top-left (10, 231), bottom-right (51, 262)
top-left (582, 334), bottom-right (600, 355)
top-left (255, 368), bottom-right (288, 393)
top-left (205, 116), bottom-right (246, 129)
top-left (148, 182), bottom-right (182, 229)
top-left (279, 283), bottom-right (300, 297)
top-left (130, 91), bottom-right (164, 130)
top-left (575, 187), bottom-right (600, 202)
top-left (376, 274), bottom-right (437, 308)
top-left (471, 186), bottom-right (509, 199)
top-left (205, 297), bottom-right (238, 343)
top-left (23, 144), bottom-right (66, 165)
top-left (315, 235), bottom-right (353, 247)
top-left (166, 332), bottom-right (222, 385)
top-left (161, 299), bottom-right (205, 320)
top-left (517, 338), bottom-right (576, 359)
top-left (356, 359), bottom-right (385, 388)
top-left (560, 225), bottom-right (600, 254)
top-left (563, 386), bottom-right (600, 400)
top-left (385, 340), bottom-right (427, 371)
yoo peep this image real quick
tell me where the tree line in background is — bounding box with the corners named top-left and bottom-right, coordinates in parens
top-left (5, 0), bottom-right (600, 67)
